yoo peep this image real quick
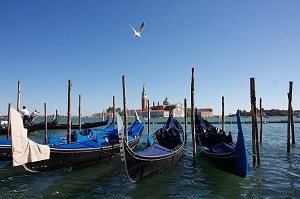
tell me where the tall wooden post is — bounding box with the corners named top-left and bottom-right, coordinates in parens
top-left (148, 100), bottom-right (150, 135)
top-left (260, 98), bottom-right (263, 144)
top-left (191, 68), bottom-right (196, 159)
top-left (67, 80), bottom-right (72, 144)
top-left (250, 77), bottom-right (260, 166)
top-left (113, 96), bottom-right (116, 124)
top-left (122, 76), bottom-right (128, 142)
top-left (289, 81), bottom-right (295, 145)
top-left (79, 95), bottom-right (82, 131)
top-left (222, 96), bottom-right (224, 131)
top-left (291, 106), bottom-right (295, 145)
top-left (55, 109), bottom-right (58, 119)
top-left (17, 81), bottom-right (21, 112)
top-left (287, 92), bottom-right (291, 152)
top-left (184, 98), bottom-right (187, 145)
top-left (255, 81), bottom-right (260, 165)
top-left (7, 103), bottom-right (11, 139)
top-left (44, 103), bottom-right (48, 144)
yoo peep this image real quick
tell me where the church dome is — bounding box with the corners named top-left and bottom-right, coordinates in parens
top-left (163, 97), bottom-right (170, 105)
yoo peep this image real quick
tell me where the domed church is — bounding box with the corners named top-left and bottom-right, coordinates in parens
top-left (140, 84), bottom-right (184, 118)
top-left (135, 84), bottom-right (213, 118)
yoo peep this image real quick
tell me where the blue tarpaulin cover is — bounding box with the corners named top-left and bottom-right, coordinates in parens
top-left (137, 143), bottom-right (173, 156)
top-left (51, 139), bottom-right (102, 149)
top-left (0, 139), bottom-right (11, 145)
top-left (48, 119), bottom-right (144, 148)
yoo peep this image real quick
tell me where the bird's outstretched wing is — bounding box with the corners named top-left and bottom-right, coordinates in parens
top-left (129, 24), bottom-right (137, 34)
top-left (138, 22), bottom-right (145, 33)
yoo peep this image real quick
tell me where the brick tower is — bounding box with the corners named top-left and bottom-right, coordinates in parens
top-left (142, 83), bottom-right (148, 110)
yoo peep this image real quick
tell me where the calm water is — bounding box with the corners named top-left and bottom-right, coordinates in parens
top-left (0, 117), bottom-right (300, 198)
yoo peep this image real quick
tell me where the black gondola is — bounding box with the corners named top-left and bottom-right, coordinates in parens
top-left (48, 118), bottom-right (108, 130)
top-left (195, 109), bottom-right (250, 178)
top-left (119, 113), bottom-right (184, 182)
top-left (9, 108), bottom-right (144, 172)
top-left (0, 117), bottom-right (59, 135)
top-left (1, 119), bottom-right (108, 162)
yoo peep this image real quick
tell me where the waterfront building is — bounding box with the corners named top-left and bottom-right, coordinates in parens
top-left (133, 84), bottom-right (213, 118)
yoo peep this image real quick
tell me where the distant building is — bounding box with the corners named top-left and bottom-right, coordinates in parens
top-left (132, 84), bottom-right (212, 118)
top-left (186, 108), bottom-right (213, 117)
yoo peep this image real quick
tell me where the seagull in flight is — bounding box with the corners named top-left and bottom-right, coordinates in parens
top-left (129, 22), bottom-right (145, 38)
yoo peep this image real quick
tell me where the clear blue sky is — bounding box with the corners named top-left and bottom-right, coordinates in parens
top-left (0, 0), bottom-right (299, 116)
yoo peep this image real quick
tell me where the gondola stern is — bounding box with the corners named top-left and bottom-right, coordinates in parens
top-left (235, 110), bottom-right (251, 178)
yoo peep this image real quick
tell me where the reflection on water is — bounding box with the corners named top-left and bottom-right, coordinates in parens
top-left (0, 121), bottom-right (299, 198)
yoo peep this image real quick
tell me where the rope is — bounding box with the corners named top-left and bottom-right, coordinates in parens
top-left (195, 147), bottom-right (208, 157)
top-left (247, 149), bottom-right (256, 157)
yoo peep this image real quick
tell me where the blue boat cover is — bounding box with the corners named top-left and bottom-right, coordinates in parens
top-left (146, 134), bottom-right (154, 146)
top-left (209, 142), bottom-right (234, 154)
top-left (51, 139), bottom-right (102, 149)
top-left (137, 143), bottom-right (173, 156)
top-left (48, 119), bottom-right (144, 149)
top-left (0, 139), bottom-right (11, 145)
top-left (153, 114), bottom-right (183, 150)
top-left (128, 119), bottom-right (144, 138)
top-left (195, 109), bottom-right (232, 148)
top-left (235, 110), bottom-right (251, 177)
top-left (48, 133), bottom-right (66, 145)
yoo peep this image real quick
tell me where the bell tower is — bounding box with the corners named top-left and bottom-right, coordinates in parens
top-left (142, 83), bottom-right (148, 110)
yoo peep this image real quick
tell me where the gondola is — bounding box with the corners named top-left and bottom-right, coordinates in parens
top-left (9, 108), bottom-right (144, 172)
top-left (0, 117), bottom-right (59, 135)
top-left (48, 119), bottom-right (108, 130)
top-left (119, 113), bottom-right (184, 182)
top-left (195, 109), bottom-right (250, 178)
top-left (26, 117), bottom-right (59, 132)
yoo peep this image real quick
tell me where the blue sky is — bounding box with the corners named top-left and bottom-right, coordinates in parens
top-left (0, 0), bottom-right (299, 116)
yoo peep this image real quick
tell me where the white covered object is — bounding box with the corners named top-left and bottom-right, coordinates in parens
top-left (10, 108), bottom-right (50, 166)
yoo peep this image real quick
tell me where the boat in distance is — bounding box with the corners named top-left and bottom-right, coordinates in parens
top-left (0, 117), bottom-right (58, 135)
top-left (48, 118), bottom-right (108, 130)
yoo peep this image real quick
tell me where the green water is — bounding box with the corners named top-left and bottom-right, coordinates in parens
top-left (0, 118), bottom-right (299, 198)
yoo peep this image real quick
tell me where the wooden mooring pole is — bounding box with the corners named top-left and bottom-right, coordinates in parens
top-left (260, 98), bottom-right (263, 144)
top-left (289, 81), bottom-right (295, 145)
top-left (222, 96), bottom-right (224, 131)
top-left (191, 68), bottom-right (196, 160)
top-left (287, 92), bottom-right (291, 152)
top-left (291, 106), bottom-right (295, 145)
top-left (113, 96), bottom-right (116, 124)
top-left (79, 95), bottom-right (82, 131)
top-left (287, 81), bottom-right (294, 151)
top-left (122, 75), bottom-right (128, 142)
top-left (148, 100), bottom-right (150, 135)
top-left (184, 98), bottom-right (187, 145)
top-left (7, 103), bottom-right (11, 139)
top-left (17, 81), bottom-right (20, 112)
top-left (250, 77), bottom-right (260, 166)
top-left (44, 103), bottom-right (48, 144)
top-left (67, 80), bottom-right (72, 144)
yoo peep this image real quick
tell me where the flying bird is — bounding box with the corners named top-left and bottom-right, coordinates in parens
top-left (129, 22), bottom-right (145, 38)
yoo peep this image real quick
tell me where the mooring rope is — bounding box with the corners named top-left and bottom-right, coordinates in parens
top-left (247, 149), bottom-right (256, 156)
